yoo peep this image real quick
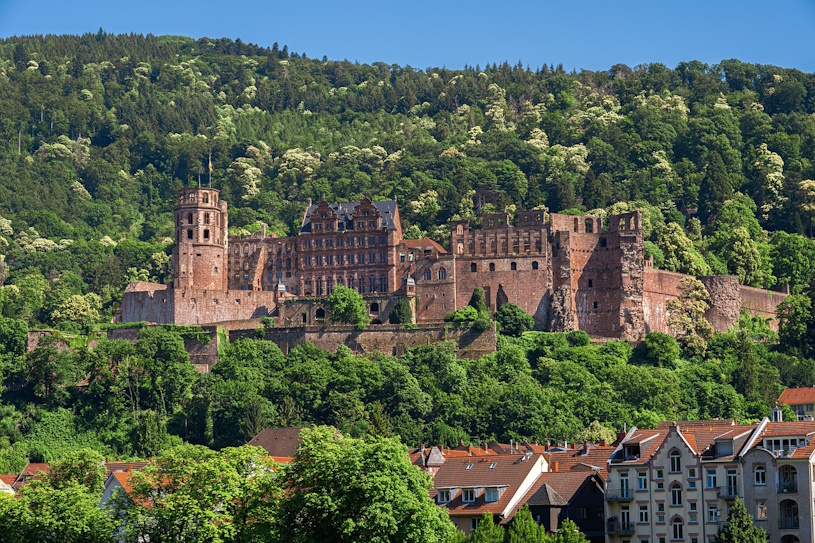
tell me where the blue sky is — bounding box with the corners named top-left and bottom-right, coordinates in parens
top-left (1, 0), bottom-right (814, 72)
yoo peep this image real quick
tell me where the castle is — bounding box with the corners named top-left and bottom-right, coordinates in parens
top-left (117, 188), bottom-right (787, 341)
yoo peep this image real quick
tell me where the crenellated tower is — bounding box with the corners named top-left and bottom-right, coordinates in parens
top-left (172, 187), bottom-right (228, 291)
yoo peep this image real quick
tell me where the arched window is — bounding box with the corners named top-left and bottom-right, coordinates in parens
top-left (423, 269), bottom-right (432, 281)
top-left (370, 303), bottom-right (379, 313)
top-left (511, 262), bottom-right (517, 271)
top-left (670, 450), bottom-right (681, 472)
top-left (315, 308), bottom-right (326, 320)
top-left (671, 519), bottom-right (683, 540)
top-left (203, 193), bottom-right (209, 204)
top-left (780, 465), bottom-right (798, 492)
top-left (670, 483), bottom-right (682, 506)
top-left (470, 263), bottom-right (477, 273)
top-left (532, 261), bottom-right (539, 270)
top-left (754, 465), bottom-right (766, 485)
top-left (438, 267), bottom-right (447, 280)
top-left (489, 263), bottom-right (495, 272)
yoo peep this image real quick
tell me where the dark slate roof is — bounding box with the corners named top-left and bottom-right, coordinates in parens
top-left (526, 482), bottom-right (568, 507)
top-left (300, 200), bottom-right (398, 233)
top-left (247, 428), bottom-right (304, 457)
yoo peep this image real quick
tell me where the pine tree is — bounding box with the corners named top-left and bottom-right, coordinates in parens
top-left (714, 498), bottom-right (767, 543)
top-left (697, 151), bottom-right (733, 226)
top-left (582, 168), bottom-right (604, 210)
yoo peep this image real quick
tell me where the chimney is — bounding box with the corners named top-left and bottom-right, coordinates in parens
top-left (599, 440), bottom-right (606, 447)
top-left (552, 462), bottom-right (559, 472)
top-left (261, 223), bottom-right (267, 238)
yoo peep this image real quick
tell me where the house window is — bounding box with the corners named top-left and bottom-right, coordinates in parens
top-left (670, 483), bottom-right (682, 506)
top-left (756, 500), bottom-right (766, 520)
top-left (438, 490), bottom-right (451, 503)
top-left (670, 451), bottom-right (681, 472)
top-left (707, 504), bottom-right (718, 523)
top-left (688, 468), bottom-right (696, 489)
top-left (638, 472), bottom-right (647, 490)
top-left (706, 469), bottom-right (716, 489)
top-left (511, 262), bottom-right (517, 270)
top-left (485, 488), bottom-right (498, 502)
top-left (531, 261), bottom-right (539, 270)
top-left (639, 505), bottom-right (649, 523)
top-left (577, 507), bottom-right (588, 519)
top-left (671, 519), bottom-right (683, 540)
top-left (471, 518), bottom-right (478, 531)
top-left (439, 267), bottom-right (447, 280)
top-left (462, 489), bottom-right (475, 503)
top-left (754, 466), bottom-right (765, 485)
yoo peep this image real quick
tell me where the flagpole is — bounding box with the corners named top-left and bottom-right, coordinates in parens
top-left (208, 152), bottom-right (212, 188)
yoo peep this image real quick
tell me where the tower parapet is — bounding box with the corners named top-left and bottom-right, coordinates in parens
top-left (172, 187), bottom-right (228, 291)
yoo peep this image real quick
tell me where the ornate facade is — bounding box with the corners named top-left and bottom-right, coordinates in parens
top-left (117, 188), bottom-right (786, 340)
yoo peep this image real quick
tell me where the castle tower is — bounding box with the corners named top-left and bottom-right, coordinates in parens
top-left (172, 187), bottom-right (228, 291)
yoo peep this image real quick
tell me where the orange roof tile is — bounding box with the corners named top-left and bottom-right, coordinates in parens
top-left (779, 387), bottom-right (815, 405)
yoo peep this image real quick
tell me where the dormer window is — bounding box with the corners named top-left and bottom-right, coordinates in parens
top-left (716, 441), bottom-right (733, 457)
top-left (462, 489), bottom-right (475, 503)
top-left (438, 489), bottom-right (451, 503)
top-left (485, 488), bottom-right (499, 502)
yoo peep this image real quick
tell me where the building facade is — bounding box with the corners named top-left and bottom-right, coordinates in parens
top-left (118, 188), bottom-right (787, 341)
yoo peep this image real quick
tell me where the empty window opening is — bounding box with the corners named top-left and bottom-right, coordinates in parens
top-left (588, 279), bottom-right (593, 288)
top-left (585, 219), bottom-right (593, 233)
top-left (489, 263), bottom-right (495, 272)
top-left (532, 261), bottom-right (539, 270)
top-left (187, 213), bottom-right (193, 224)
top-left (511, 262), bottom-right (517, 271)
top-left (316, 308), bottom-right (326, 320)
top-left (573, 218), bottom-right (579, 232)
top-left (600, 237), bottom-right (607, 248)
top-left (370, 303), bottom-right (380, 313)
top-left (203, 229), bottom-right (209, 239)
top-left (593, 301), bottom-right (598, 309)
top-left (471, 263), bottom-right (477, 273)
top-left (187, 229), bottom-right (193, 239)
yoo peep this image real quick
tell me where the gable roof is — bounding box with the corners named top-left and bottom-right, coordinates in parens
top-left (247, 428), bottom-right (304, 457)
top-left (402, 238), bottom-right (446, 254)
top-left (779, 387), bottom-right (815, 405)
top-left (300, 200), bottom-right (398, 233)
top-left (432, 454), bottom-right (545, 519)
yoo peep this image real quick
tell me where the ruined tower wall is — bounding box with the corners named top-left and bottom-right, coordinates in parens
top-left (739, 285), bottom-right (786, 329)
top-left (642, 268), bottom-right (687, 334)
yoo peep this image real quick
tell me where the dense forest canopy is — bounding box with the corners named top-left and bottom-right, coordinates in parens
top-left (0, 33), bottom-right (814, 474)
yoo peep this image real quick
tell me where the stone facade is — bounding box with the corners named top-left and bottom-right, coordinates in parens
top-left (117, 189), bottom-right (787, 341)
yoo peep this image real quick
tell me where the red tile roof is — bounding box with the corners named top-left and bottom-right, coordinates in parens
top-left (247, 428), bottom-right (304, 457)
top-left (402, 237), bottom-right (446, 253)
top-left (779, 387), bottom-right (815, 405)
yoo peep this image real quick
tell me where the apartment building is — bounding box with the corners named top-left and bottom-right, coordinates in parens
top-left (605, 420), bottom-right (758, 543)
top-left (778, 387), bottom-right (815, 420)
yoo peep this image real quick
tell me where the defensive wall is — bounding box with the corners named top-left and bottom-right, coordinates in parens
top-left (230, 323), bottom-right (498, 359)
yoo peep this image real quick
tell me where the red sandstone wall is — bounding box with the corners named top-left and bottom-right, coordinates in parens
top-left (120, 285), bottom-right (174, 324)
top-left (454, 255), bottom-right (550, 325)
top-left (172, 289), bottom-right (278, 325)
top-left (739, 285), bottom-right (786, 329)
top-left (642, 269), bottom-right (686, 334)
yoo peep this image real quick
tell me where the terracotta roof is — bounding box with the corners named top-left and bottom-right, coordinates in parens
top-left (759, 421), bottom-right (815, 437)
top-left (19, 462), bottom-right (49, 477)
top-left (104, 461), bottom-right (149, 475)
top-left (402, 237), bottom-right (446, 254)
top-left (432, 454), bottom-right (544, 519)
top-left (779, 387), bottom-right (815, 405)
top-left (110, 471), bottom-right (134, 496)
top-left (0, 475), bottom-right (15, 487)
top-left (544, 444), bottom-right (615, 480)
top-left (247, 428), bottom-right (304, 457)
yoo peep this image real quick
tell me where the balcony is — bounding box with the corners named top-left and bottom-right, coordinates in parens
top-left (606, 522), bottom-right (635, 535)
top-left (717, 485), bottom-right (739, 500)
top-left (779, 517), bottom-right (800, 530)
top-left (605, 488), bottom-right (632, 501)
top-left (610, 454), bottom-right (640, 463)
top-left (778, 482), bottom-right (798, 494)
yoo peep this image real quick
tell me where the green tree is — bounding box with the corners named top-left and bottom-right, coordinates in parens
top-left (714, 498), bottom-right (767, 543)
top-left (575, 420), bottom-right (616, 444)
top-left (495, 303), bottom-right (534, 336)
top-left (279, 426), bottom-right (455, 543)
top-left (697, 151), bottom-right (733, 226)
top-left (468, 287), bottom-right (490, 318)
top-left (508, 505), bottom-right (547, 543)
top-left (468, 513), bottom-right (505, 543)
top-left (667, 277), bottom-right (714, 357)
top-left (389, 297), bottom-right (414, 324)
top-left (654, 222), bottom-right (710, 276)
top-left (551, 519), bottom-right (588, 543)
top-left (326, 284), bottom-right (370, 327)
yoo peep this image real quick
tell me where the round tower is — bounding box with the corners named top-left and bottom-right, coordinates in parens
top-left (172, 187), bottom-right (229, 291)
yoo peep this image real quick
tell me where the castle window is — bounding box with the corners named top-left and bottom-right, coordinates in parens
top-left (370, 303), bottom-right (379, 313)
top-left (593, 301), bottom-right (598, 309)
top-left (400, 253), bottom-right (405, 262)
top-left (188, 213), bottom-right (193, 224)
top-left (369, 277), bottom-right (375, 292)
top-left (600, 237), bottom-right (607, 248)
top-left (187, 229), bottom-right (193, 239)
top-left (423, 269), bottom-right (432, 281)
top-left (532, 261), bottom-right (539, 270)
top-left (203, 229), bottom-right (209, 239)
top-left (573, 218), bottom-right (579, 232)
top-left (588, 279), bottom-right (593, 288)
top-left (511, 262), bottom-right (517, 271)
top-left (203, 193), bottom-right (209, 203)
top-left (585, 218), bottom-right (593, 233)
top-left (439, 267), bottom-right (447, 280)
top-left (204, 213), bottom-right (210, 224)
top-left (471, 263), bottom-right (477, 273)
top-left (489, 263), bottom-right (495, 272)
top-left (316, 308), bottom-right (325, 319)
top-left (380, 277), bottom-right (387, 292)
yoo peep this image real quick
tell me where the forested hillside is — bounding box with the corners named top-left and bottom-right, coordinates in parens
top-left (1, 33), bottom-right (815, 470)
top-left (0, 32), bottom-right (814, 328)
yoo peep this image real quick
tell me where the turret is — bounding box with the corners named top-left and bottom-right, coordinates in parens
top-left (172, 187), bottom-right (228, 290)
